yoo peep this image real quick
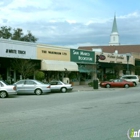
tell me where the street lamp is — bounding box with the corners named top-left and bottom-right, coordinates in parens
top-left (126, 53), bottom-right (131, 75)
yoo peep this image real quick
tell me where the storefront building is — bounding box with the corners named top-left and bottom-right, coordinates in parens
top-left (0, 39), bottom-right (40, 83)
top-left (37, 44), bottom-right (78, 83)
top-left (70, 49), bottom-right (95, 85)
top-left (1, 38), bottom-right (140, 85)
top-left (95, 52), bottom-right (135, 81)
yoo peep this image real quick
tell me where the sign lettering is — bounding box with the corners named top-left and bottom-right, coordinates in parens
top-left (70, 49), bottom-right (95, 63)
top-left (6, 49), bottom-right (26, 54)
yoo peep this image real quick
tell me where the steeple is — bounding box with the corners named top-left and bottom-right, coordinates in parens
top-left (109, 14), bottom-right (120, 46)
top-left (111, 15), bottom-right (118, 33)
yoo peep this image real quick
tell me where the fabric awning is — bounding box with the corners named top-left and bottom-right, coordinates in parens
top-left (41, 60), bottom-right (78, 71)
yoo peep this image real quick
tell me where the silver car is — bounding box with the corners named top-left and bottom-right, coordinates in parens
top-left (14, 79), bottom-right (51, 95)
top-left (50, 81), bottom-right (73, 93)
top-left (0, 80), bottom-right (16, 98)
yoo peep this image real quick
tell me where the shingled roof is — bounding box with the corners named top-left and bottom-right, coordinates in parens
top-left (78, 45), bottom-right (140, 54)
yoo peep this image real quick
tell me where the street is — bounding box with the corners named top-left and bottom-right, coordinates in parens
top-left (0, 86), bottom-right (140, 140)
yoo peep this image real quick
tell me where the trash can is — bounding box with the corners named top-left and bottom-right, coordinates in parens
top-left (93, 79), bottom-right (98, 89)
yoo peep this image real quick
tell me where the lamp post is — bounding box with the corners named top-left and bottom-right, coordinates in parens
top-left (93, 55), bottom-right (99, 89)
top-left (126, 53), bottom-right (131, 75)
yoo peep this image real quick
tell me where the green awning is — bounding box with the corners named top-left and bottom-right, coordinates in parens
top-left (78, 67), bottom-right (94, 73)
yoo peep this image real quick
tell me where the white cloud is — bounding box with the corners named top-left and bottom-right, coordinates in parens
top-left (119, 12), bottom-right (140, 19)
top-left (0, 0), bottom-right (140, 47)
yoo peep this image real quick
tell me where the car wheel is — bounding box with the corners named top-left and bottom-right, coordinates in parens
top-left (133, 82), bottom-right (137, 87)
top-left (35, 89), bottom-right (42, 95)
top-left (0, 91), bottom-right (8, 98)
top-left (124, 84), bottom-right (129, 88)
top-left (61, 87), bottom-right (67, 93)
top-left (106, 84), bottom-right (110, 88)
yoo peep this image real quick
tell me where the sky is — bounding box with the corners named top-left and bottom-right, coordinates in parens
top-left (0, 0), bottom-right (140, 49)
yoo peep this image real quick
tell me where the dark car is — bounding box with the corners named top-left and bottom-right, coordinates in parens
top-left (50, 81), bottom-right (73, 93)
top-left (100, 79), bottom-right (134, 88)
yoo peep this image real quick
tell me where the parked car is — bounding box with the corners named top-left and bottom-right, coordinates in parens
top-left (0, 80), bottom-right (16, 98)
top-left (50, 81), bottom-right (73, 93)
top-left (14, 79), bottom-right (51, 95)
top-left (120, 75), bottom-right (139, 86)
top-left (100, 79), bottom-right (134, 88)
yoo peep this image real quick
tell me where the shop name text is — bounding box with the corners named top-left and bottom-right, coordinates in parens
top-left (42, 50), bottom-right (67, 55)
top-left (72, 50), bottom-right (93, 61)
top-left (6, 49), bottom-right (26, 54)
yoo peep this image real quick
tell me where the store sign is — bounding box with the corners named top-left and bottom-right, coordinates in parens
top-left (0, 40), bottom-right (37, 59)
top-left (107, 54), bottom-right (124, 59)
top-left (41, 50), bottom-right (67, 55)
top-left (96, 52), bottom-right (134, 65)
top-left (37, 46), bottom-right (70, 61)
top-left (6, 49), bottom-right (26, 54)
top-left (70, 49), bottom-right (95, 63)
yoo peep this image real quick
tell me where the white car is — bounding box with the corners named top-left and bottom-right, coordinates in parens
top-left (120, 75), bottom-right (139, 86)
top-left (50, 81), bottom-right (73, 93)
top-left (14, 79), bottom-right (51, 95)
top-left (0, 80), bottom-right (16, 98)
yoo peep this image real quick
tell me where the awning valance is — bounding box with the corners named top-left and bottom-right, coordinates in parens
top-left (41, 60), bottom-right (78, 71)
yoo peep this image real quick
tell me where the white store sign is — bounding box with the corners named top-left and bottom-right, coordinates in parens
top-left (0, 39), bottom-right (37, 59)
top-left (95, 52), bottom-right (134, 65)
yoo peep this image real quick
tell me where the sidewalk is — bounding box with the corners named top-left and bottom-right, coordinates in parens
top-left (73, 85), bottom-right (104, 92)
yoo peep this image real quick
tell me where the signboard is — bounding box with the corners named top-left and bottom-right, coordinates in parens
top-left (70, 49), bottom-right (95, 64)
top-left (95, 52), bottom-right (134, 65)
top-left (0, 39), bottom-right (37, 59)
top-left (37, 45), bottom-right (70, 61)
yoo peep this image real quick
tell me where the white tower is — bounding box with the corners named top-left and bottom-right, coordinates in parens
top-left (109, 15), bottom-right (120, 46)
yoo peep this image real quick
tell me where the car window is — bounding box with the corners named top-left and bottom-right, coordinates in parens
top-left (25, 81), bottom-right (36, 85)
top-left (57, 82), bottom-right (62, 85)
top-left (119, 79), bottom-right (123, 82)
top-left (130, 76), bottom-right (137, 79)
top-left (16, 81), bottom-right (25, 85)
top-left (50, 82), bottom-right (57, 85)
top-left (117, 79), bottom-right (120, 82)
top-left (122, 77), bottom-right (129, 79)
top-left (121, 76), bottom-right (138, 79)
top-left (0, 82), bottom-right (4, 87)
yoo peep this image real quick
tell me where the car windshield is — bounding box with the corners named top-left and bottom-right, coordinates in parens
top-left (109, 79), bottom-right (114, 82)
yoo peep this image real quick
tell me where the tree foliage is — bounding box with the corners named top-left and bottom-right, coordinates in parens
top-left (11, 59), bottom-right (37, 79)
top-left (0, 26), bottom-right (12, 39)
top-left (0, 26), bottom-right (37, 42)
top-left (35, 71), bottom-right (45, 81)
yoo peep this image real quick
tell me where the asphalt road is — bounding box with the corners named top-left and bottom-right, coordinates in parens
top-left (0, 86), bottom-right (140, 140)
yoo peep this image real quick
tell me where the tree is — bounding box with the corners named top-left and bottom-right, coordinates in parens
top-left (11, 28), bottom-right (23, 41)
top-left (21, 31), bottom-right (37, 42)
top-left (11, 59), bottom-right (37, 79)
top-left (0, 26), bottom-right (12, 39)
top-left (0, 26), bottom-right (38, 42)
top-left (35, 71), bottom-right (45, 81)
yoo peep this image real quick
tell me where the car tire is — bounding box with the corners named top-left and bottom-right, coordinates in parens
top-left (124, 84), bottom-right (129, 88)
top-left (0, 91), bottom-right (8, 98)
top-left (133, 82), bottom-right (137, 87)
top-left (106, 84), bottom-right (110, 88)
top-left (61, 87), bottom-right (67, 93)
top-left (35, 89), bottom-right (42, 95)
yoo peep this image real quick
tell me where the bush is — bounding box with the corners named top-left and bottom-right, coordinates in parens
top-left (35, 71), bottom-right (45, 81)
top-left (88, 82), bottom-right (93, 87)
